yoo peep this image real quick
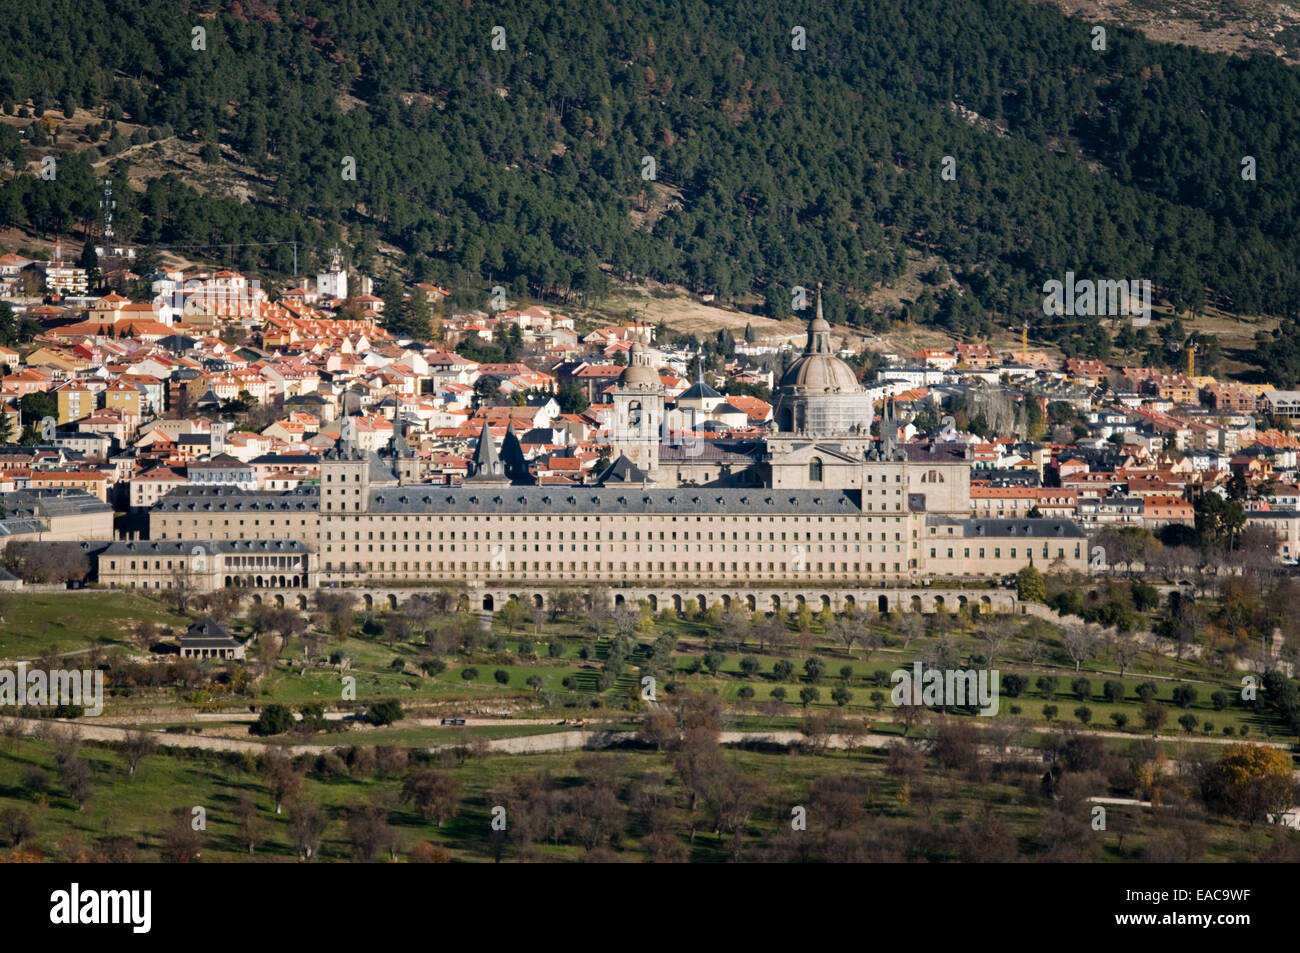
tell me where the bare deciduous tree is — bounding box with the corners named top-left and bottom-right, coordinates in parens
top-left (289, 799), bottom-right (325, 861)
top-left (346, 798), bottom-right (397, 862)
top-left (1111, 629), bottom-right (1140, 677)
top-left (160, 807), bottom-right (202, 862)
top-left (121, 731), bottom-right (157, 778)
top-left (975, 618), bottom-right (1015, 666)
top-left (896, 612), bottom-right (926, 652)
top-left (260, 747), bottom-right (302, 814)
top-left (236, 796), bottom-right (263, 855)
top-left (1060, 620), bottom-right (1101, 672)
top-left (400, 769), bottom-right (461, 826)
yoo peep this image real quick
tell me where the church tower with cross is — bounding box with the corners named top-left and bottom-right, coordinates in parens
top-left (609, 340), bottom-right (665, 480)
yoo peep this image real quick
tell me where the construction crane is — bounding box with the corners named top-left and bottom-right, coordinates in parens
top-left (1186, 338), bottom-right (1197, 378)
top-left (1018, 318), bottom-right (1107, 363)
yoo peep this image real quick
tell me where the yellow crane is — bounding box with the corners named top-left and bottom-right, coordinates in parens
top-left (1019, 318), bottom-right (1108, 363)
top-left (1186, 339), bottom-right (1197, 378)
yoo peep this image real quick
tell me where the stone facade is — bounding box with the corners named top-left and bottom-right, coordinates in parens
top-left (142, 307), bottom-right (1089, 596)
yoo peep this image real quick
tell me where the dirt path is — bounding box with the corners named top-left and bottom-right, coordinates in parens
top-left (6, 713), bottom-right (1291, 760)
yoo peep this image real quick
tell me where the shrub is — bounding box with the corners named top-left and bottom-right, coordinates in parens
top-left (460, 667), bottom-right (479, 681)
top-left (1036, 676), bottom-right (1058, 697)
top-left (1177, 713), bottom-right (1198, 733)
top-left (366, 699), bottom-right (403, 726)
top-left (493, 669), bottom-right (510, 685)
top-left (1074, 706), bottom-right (1092, 724)
top-left (1211, 691), bottom-right (1230, 711)
top-left (1171, 685), bottom-right (1198, 709)
top-left (1135, 681), bottom-right (1159, 703)
top-left (1141, 701), bottom-right (1167, 733)
top-left (1103, 681), bottom-right (1125, 704)
top-left (1001, 673), bottom-right (1027, 697)
top-left (1042, 705), bottom-right (1058, 722)
top-left (252, 704), bottom-right (293, 736)
top-left (1071, 677), bottom-right (1091, 702)
top-left (1109, 712), bottom-right (1128, 730)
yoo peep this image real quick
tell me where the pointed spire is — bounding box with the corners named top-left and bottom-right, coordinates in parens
top-left (501, 421), bottom-right (530, 484)
top-left (804, 282), bottom-right (832, 355)
top-left (466, 420), bottom-right (506, 482)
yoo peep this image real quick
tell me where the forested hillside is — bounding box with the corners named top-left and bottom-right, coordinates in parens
top-left (2, 0), bottom-right (1300, 370)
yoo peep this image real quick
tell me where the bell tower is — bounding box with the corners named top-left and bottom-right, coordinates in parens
top-left (610, 342), bottom-right (664, 478)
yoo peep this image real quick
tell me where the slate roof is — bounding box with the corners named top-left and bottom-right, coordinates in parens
top-left (678, 379), bottom-right (722, 401)
top-left (465, 420), bottom-right (505, 482)
top-left (0, 519), bottom-right (45, 537)
top-left (659, 439), bottom-right (763, 463)
top-left (151, 486), bottom-right (320, 513)
top-left (367, 486), bottom-right (864, 515)
top-left (190, 453), bottom-right (252, 469)
top-left (249, 453), bottom-right (318, 466)
top-left (595, 454), bottom-right (652, 484)
top-left (2, 489), bottom-right (112, 518)
top-left (956, 518), bottom-right (1086, 538)
top-left (101, 539), bottom-right (312, 555)
top-left (182, 618), bottom-right (240, 649)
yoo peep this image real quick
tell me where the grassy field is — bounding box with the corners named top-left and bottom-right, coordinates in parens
top-left (0, 592), bottom-right (189, 659)
top-left (0, 583), bottom-right (1296, 862)
top-left (0, 730), bottom-right (1290, 863)
top-left (1, 588), bottom-right (1290, 750)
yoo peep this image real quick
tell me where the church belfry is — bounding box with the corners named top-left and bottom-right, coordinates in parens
top-left (610, 341), bottom-right (664, 479)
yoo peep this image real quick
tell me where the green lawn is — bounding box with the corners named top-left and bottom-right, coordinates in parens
top-left (0, 592), bottom-right (189, 658)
